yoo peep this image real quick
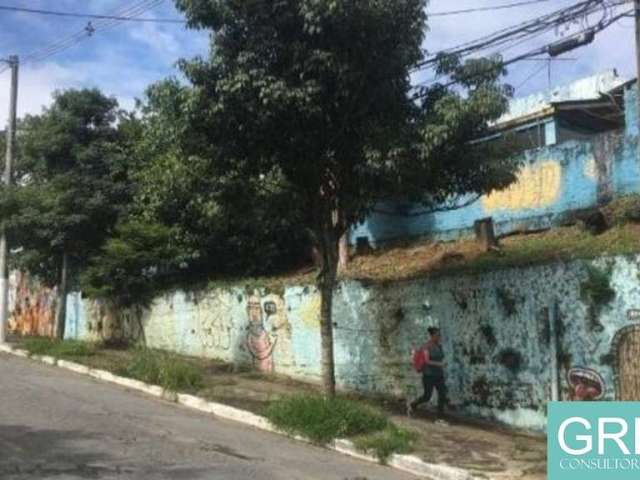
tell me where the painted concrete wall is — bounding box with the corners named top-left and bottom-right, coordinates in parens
top-left (350, 84), bottom-right (639, 247)
top-left (65, 254), bottom-right (640, 431)
top-left (7, 272), bottom-right (57, 337)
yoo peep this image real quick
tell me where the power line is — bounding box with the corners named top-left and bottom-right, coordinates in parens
top-left (0, 0), bottom-right (552, 22)
top-left (0, 4), bottom-right (185, 23)
top-left (411, 7), bottom-right (634, 99)
top-left (516, 62), bottom-right (548, 89)
top-left (0, 0), bottom-right (165, 71)
top-left (410, 0), bottom-right (627, 94)
top-left (413, 0), bottom-right (621, 73)
top-left (428, 0), bottom-right (553, 17)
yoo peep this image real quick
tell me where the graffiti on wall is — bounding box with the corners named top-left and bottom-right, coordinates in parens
top-left (482, 160), bottom-right (561, 211)
top-left (566, 367), bottom-right (605, 401)
top-left (85, 300), bottom-right (144, 345)
top-left (245, 293), bottom-right (292, 373)
top-left (469, 376), bottom-right (538, 410)
top-left (8, 272), bottom-right (57, 337)
top-left (199, 297), bottom-right (233, 352)
top-left (611, 325), bottom-right (640, 400)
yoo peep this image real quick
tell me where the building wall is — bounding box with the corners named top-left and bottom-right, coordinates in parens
top-left (7, 271), bottom-right (57, 337)
top-left (350, 84), bottom-right (639, 247)
top-left (65, 254), bottom-right (640, 431)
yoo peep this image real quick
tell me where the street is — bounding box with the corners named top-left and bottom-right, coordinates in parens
top-left (0, 354), bottom-right (416, 480)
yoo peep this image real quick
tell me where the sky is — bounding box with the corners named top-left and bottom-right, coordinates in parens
top-left (0, 0), bottom-right (635, 126)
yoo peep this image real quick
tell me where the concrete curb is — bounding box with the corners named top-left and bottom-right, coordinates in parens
top-left (1, 343), bottom-right (478, 480)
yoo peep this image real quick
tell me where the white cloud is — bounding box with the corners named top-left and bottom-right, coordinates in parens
top-left (128, 22), bottom-right (183, 59)
top-left (0, 62), bottom-right (82, 122)
top-left (0, 53), bottom-right (156, 126)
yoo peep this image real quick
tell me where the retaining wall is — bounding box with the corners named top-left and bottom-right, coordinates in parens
top-left (61, 254), bottom-right (640, 431)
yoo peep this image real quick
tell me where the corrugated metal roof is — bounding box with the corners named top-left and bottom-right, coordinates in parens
top-left (496, 69), bottom-right (630, 127)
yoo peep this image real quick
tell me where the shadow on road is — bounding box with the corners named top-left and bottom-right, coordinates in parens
top-left (0, 424), bottom-right (127, 478)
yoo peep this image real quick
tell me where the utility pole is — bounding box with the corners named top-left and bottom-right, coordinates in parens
top-left (635, 0), bottom-right (640, 122)
top-left (0, 55), bottom-right (18, 344)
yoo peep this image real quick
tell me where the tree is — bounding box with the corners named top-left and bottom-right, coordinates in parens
top-left (82, 78), bottom-right (312, 308)
top-left (5, 89), bottom-right (131, 338)
top-left (171, 0), bottom-right (519, 395)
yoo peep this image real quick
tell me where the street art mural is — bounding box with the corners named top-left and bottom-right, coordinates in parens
top-left (482, 160), bottom-right (562, 212)
top-left (8, 272), bottom-right (57, 337)
top-left (64, 253), bottom-right (640, 431)
top-left (82, 300), bottom-right (145, 345)
top-left (244, 293), bottom-right (292, 373)
top-left (566, 367), bottom-right (605, 401)
top-left (351, 83), bottom-right (639, 247)
top-left (246, 295), bottom-right (276, 373)
top-left (198, 296), bottom-right (234, 352)
top-left (611, 324), bottom-right (640, 400)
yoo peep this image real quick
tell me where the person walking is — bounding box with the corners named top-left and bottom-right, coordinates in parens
top-left (408, 326), bottom-right (448, 418)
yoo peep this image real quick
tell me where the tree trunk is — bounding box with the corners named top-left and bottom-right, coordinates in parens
top-left (311, 245), bottom-right (323, 268)
top-left (54, 252), bottom-right (68, 339)
top-left (338, 232), bottom-right (348, 272)
top-left (318, 227), bottom-right (339, 396)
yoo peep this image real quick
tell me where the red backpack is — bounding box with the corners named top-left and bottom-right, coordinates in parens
top-left (412, 347), bottom-right (427, 372)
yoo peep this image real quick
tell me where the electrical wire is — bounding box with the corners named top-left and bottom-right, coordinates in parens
top-left (410, 0), bottom-right (627, 91)
top-left (0, 0), bottom-right (165, 72)
top-left (0, 4), bottom-right (184, 23)
top-left (428, 0), bottom-right (553, 17)
top-left (412, 7), bottom-right (634, 99)
top-left (413, 0), bottom-right (624, 73)
top-left (515, 62), bottom-right (548, 89)
top-left (25, 0), bottom-right (164, 64)
top-left (10, 0), bottom-right (159, 65)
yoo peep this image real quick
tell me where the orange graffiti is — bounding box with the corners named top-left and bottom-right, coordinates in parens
top-left (9, 272), bottom-right (57, 337)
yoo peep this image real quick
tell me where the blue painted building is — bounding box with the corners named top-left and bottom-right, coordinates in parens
top-left (350, 71), bottom-right (639, 247)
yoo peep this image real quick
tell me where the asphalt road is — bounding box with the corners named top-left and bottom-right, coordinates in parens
top-left (0, 353), bottom-right (416, 480)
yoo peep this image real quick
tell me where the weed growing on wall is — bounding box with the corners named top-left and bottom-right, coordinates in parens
top-left (479, 324), bottom-right (497, 348)
top-left (497, 348), bottom-right (522, 374)
top-left (495, 288), bottom-right (519, 316)
top-left (580, 264), bottom-right (615, 331)
top-left (379, 307), bottom-right (405, 351)
top-left (471, 376), bottom-right (492, 406)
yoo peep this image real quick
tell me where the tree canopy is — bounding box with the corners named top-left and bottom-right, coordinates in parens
top-left (169, 0), bottom-right (520, 394)
top-left (6, 89), bottom-right (131, 283)
top-left (4, 2), bottom-right (521, 389)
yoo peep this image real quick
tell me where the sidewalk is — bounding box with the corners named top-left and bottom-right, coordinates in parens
top-left (203, 374), bottom-right (547, 480)
top-left (12, 340), bottom-right (546, 480)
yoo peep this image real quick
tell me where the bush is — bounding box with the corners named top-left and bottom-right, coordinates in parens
top-left (602, 195), bottom-right (640, 226)
top-left (22, 337), bottom-right (95, 358)
top-left (123, 348), bottom-right (204, 393)
top-left (353, 424), bottom-right (417, 464)
top-left (265, 394), bottom-right (389, 444)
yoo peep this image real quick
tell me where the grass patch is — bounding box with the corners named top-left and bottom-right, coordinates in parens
top-left (353, 424), bottom-right (417, 464)
top-left (121, 348), bottom-right (204, 393)
top-left (602, 195), bottom-right (640, 225)
top-left (449, 225), bottom-right (640, 275)
top-left (339, 223), bottom-right (640, 284)
top-left (21, 337), bottom-right (95, 358)
top-left (265, 394), bottom-right (388, 444)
